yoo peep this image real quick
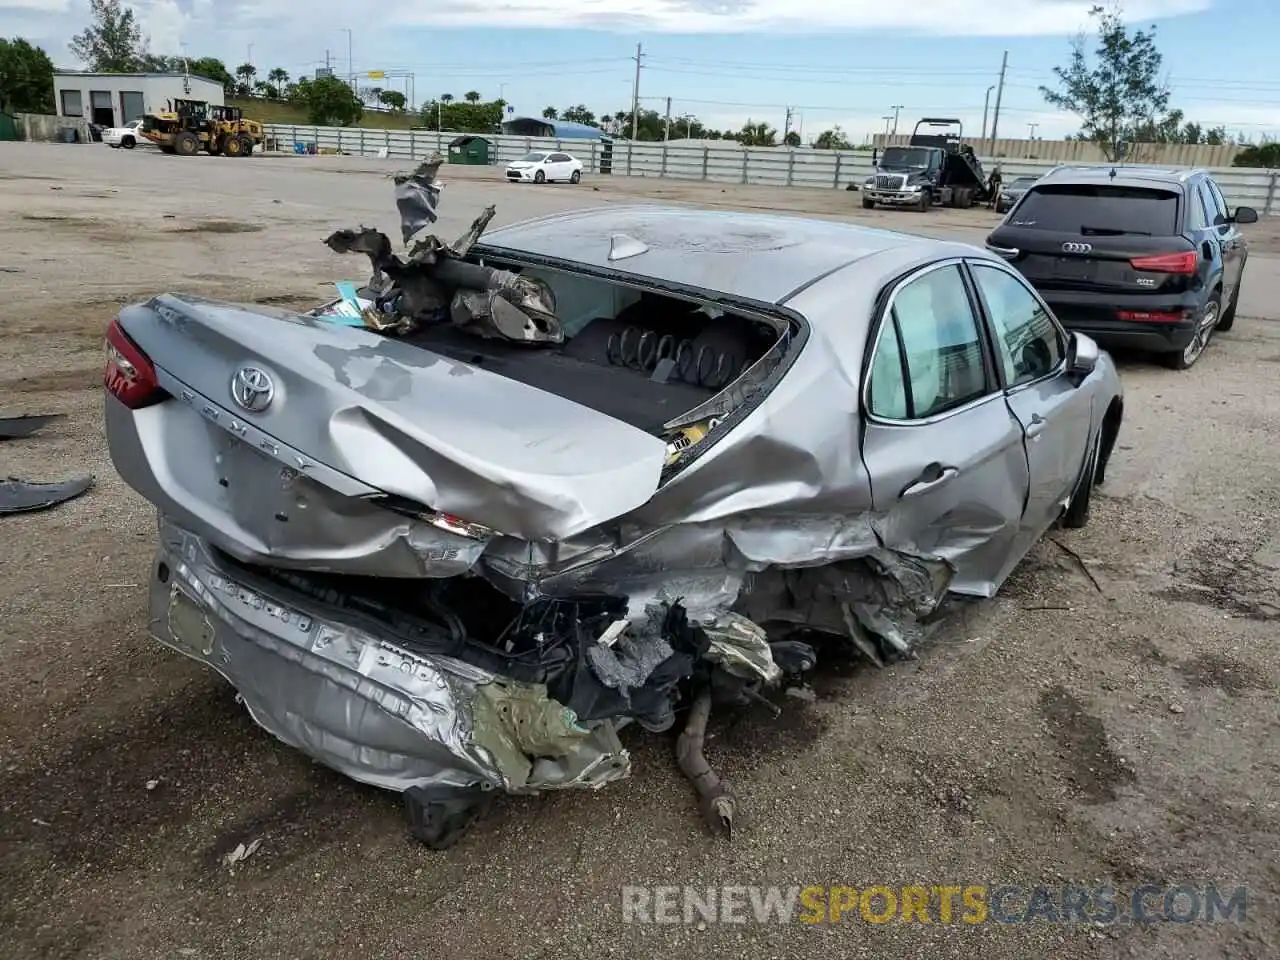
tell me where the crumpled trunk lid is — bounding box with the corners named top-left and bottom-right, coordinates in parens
top-left (117, 294), bottom-right (669, 543)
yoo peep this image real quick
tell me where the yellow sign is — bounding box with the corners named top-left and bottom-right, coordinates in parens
top-left (366, 71), bottom-right (385, 79)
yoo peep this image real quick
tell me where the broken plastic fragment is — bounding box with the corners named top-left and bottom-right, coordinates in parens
top-left (700, 612), bottom-right (781, 682)
top-left (0, 414), bottom-right (64, 441)
top-left (0, 475), bottom-right (94, 515)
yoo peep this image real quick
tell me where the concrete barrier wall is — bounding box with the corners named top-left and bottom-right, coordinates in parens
top-left (263, 124), bottom-right (1280, 216)
top-left (16, 113), bottom-right (92, 142)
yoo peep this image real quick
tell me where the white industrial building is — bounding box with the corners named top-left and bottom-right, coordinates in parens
top-left (52, 71), bottom-right (224, 128)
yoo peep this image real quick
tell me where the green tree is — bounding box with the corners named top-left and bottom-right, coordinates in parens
top-left (542, 106), bottom-right (558, 119)
top-left (441, 93), bottom-right (454, 103)
top-left (0, 37), bottom-right (55, 113)
top-left (561, 104), bottom-right (596, 125)
top-left (813, 125), bottom-right (853, 150)
top-left (1039, 2), bottom-right (1178, 161)
top-left (295, 74), bottom-right (363, 126)
top-left (783, 131), bottom-right (801, 147)
top-left (737, 120), bottom-right (777, 147)
top-left (267, 67), bottom-right (289, 96)
top-left (419, 97), bottom-right (503, 133)
top-left (464, 90), bottom-right (480, 103)
top-left (69, 0), bottom-right (146, 71)
top-left (378, 89), bottom-right (406, 111)
top-left (1232, 142), bottom-right (1280, 168)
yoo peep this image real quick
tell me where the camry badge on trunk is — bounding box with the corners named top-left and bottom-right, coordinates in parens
top-left (230, 366), bottom-right (275, 413)
top-left (1062, 242), bottom-right (1093, 254)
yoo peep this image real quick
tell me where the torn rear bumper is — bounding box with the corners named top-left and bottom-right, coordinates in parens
top-left (149, 517), bottom-right (631, 796)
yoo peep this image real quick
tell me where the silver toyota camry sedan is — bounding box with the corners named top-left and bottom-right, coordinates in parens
top-left (103, 191), bottom-right (1124, 846)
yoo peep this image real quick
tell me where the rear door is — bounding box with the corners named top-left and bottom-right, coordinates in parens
top-left (967, 260), bottom-right (1094, 543)
top-left (548, 152), bottom-right (572, 180)
top-left (1202, 177), bottom-right (1244, 300)
top-left (860, 260), bottom-right (1031, 596)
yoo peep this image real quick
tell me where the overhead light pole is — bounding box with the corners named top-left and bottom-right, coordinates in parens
top-left (981, 85), bottom-right (995, 140)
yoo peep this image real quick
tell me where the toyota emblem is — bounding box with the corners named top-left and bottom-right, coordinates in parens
top-left (1061, 241), bottom-right (1093, 254)
top-left (230, 366), bottom-right (275, 413)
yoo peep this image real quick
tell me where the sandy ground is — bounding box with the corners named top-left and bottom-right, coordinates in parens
top-left (1, 143), bottom-right (1278, 960)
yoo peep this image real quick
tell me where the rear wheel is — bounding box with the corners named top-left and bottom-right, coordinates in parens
top-left (1162, 294), bottom-right (1220, 370)
top-left (1217, 261), bottom-right (1245, 332)
top-left (534, 169), bottom-right (546, 184)
top-left (173, 131), bottom-right (199, 156)
top-left (954, 188), bottom-right (973, 209)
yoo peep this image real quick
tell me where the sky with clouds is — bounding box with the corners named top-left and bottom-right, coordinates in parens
top-left (6, 0), bottom-right (1279, 142)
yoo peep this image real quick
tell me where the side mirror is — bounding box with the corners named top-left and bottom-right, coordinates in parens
top-left (1232, 206), bottom-right (1258, 225)
top-left (1067, 332), bottom-right (1099, 384)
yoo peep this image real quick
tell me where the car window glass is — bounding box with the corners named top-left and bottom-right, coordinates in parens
top-left (1010, 184), bottom-right (1179, 236)
top-left (867, 317), bottom-right (909, 419)
top-left (971, 264), bottom-right (1064, 386)
top-left (1188, 184), bottom-right (1211, 230)
top-left (1205, 179), bottom-right (1229, 225)
top-left (550, 153), bottom-right (569, 162)
top-left (884, 265), bottom-right (990, 418)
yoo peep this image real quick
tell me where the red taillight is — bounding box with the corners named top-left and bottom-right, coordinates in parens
top-left (1129, 251), bottom-right (1197, 274)
top-left (104, 318), bottom-right (165, 409)
top-left (1116, 309), bottom-right (1190, 323)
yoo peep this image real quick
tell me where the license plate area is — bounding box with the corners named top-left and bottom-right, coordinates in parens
top-left (167, 586), bottom-right (217, 658)
top-left (1052, 257), bottom-right (1098, 281)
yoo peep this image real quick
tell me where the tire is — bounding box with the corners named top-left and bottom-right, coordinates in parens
top-left (1061, 430), bottom-right (1101, 529)
top-left (916, 192), bottom-right (929, 212)
top-left (173, 131), bottom-right (199, 156)
top-left (534, 169), bottom-right (545, 184)
top-left (955, 188), bottom-right (972, 209)
top-left (570, 169), bottom-right (581, 184)
top-left (1161, 293), bottom-right (1221, 370)
top-left (122, 137), bottom-right (135, 149)
top-left (223, 135), bottom-right (243, 157)
top-left (1217, 260), bottom-right (1244, 332)
top-left (239, 136), bottom-right (254, 156)
top-left (862, 197), bottom-right (875, 209)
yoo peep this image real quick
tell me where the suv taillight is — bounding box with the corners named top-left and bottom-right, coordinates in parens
top-left (104, 318), bottom-right (165, 409)
top-left (1130, 251), bottom-right (1197, 274)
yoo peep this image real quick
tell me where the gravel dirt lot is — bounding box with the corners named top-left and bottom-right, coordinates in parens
top-left (1, 144), bottom-right (1278, 960)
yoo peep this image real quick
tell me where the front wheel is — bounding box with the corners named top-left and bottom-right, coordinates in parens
top-left (121, 137), bottom-right (135, 149)
top-left (916, 192), bottom-right (929, 212)
top-left (570, 169), bottom-right (581, 184)
top-left (534, 169), bottom-right (546, 184)
top-left (1162, 295), bottom-right (1220, 370)
top-left (861, 197), bottom-right (875, 209)
top-left (1060, 431), bottom-right (1100, 529)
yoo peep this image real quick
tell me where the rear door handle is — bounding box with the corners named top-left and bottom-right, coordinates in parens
top-left (900, 462), bottom-right (959, 499)
top-left (1026, 412), bottom-right (1047, 440)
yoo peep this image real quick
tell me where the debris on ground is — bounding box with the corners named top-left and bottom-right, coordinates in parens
top-left (0, 413), bottom-right (64, 441)
top-left (0, 475), bottom-right (94, 515)
top-left (222, 838), bottom-right (262, 867)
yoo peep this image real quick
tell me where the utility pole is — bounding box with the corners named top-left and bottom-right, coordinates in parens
top-left (247, 43), bottom-right (253, 66)
top-left (342, 29), bottom-right (354, 92)
top-left (989, 50), bottom-right (1008, 153)
top-left (664, 96), bottom-right (672, 140)
top-left (882, 115), bottom-right (893, 138)
top-left (629, 42), bottom-right (643, 174)
top-left (981, 85), bottom-right (995, 140)
top-left (783, 106), bottom-right (793, 142)
top-left (891, 104), bottom-right (903, 135)
top-left (1028, 122), bottom-right (1038, 139)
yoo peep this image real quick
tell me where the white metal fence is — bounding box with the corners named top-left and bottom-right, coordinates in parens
top-left (263, 124), bottom-right (1280, 216)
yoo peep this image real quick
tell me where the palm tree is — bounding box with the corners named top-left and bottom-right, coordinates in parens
top-left (542, 106), bottom-right (558, 120)
top-left (268, 67), bottom-right (289, 96)
top-left (464, 90), bottom-right (481, 103)
top-left (441, 93), bottom-right (454, 103)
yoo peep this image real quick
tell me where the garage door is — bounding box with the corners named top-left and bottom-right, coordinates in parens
top-left (89, 90), bottom-right (114, 126)
top-left (120, 91), bottom-right (144, 123)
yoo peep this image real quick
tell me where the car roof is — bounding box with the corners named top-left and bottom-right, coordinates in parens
top-left (1034, 163), bottom-right (1204, 190)
top-left (477, 205), bottom-right (942, 305)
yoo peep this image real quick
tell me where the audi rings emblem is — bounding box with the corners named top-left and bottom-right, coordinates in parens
top-left (1061, 242), bottom-right (1093, 254)
top-left (230, 366), bottom-right (275, 413)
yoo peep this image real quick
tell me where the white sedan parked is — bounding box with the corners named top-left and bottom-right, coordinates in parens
top-left (103, 120), bottom-right (147, 149)
top-left (505, 150), bottom-right (583, 184)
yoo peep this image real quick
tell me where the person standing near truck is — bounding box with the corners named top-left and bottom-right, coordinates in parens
top-left (987, 165), bottom-right (1003, 208)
